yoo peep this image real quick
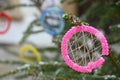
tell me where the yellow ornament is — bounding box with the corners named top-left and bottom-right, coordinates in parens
top-left (19, 45), bottom-right (41, 64)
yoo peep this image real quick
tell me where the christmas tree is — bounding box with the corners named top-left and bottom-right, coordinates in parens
top-left (0, 0), bottom-right (120, 80)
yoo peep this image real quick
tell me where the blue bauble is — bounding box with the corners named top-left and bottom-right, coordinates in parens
top-left (40, 7), bottom-right (64, 36)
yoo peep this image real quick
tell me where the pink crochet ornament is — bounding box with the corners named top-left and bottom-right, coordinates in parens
top-left (61, 25), bottom-right (109, 73)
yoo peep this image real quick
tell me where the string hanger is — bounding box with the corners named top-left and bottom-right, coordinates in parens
top-left (41, 0), bottom-right (60, 11)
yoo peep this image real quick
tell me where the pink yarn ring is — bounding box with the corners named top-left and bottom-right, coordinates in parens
top-left (61, 25), bottom-right (109, 73)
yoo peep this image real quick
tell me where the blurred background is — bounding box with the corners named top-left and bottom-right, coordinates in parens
top-left (0, 0), bottom-right (53, 45)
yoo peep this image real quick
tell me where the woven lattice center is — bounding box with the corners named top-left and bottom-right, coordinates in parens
top-left (68, 32), bottom-right (102, 66)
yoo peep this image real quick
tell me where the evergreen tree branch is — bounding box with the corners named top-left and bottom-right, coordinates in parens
top-left (63, 13), bottom-right (89, 26)
top-left (2, 47), bottom-right (18, 57)
top-left (0, 4), bottom-right (35, 11)
top-left (0, 59), bottom-right (24, 65)
top-left (19, 19), bottom-right (43, 44)
top-left (30, 30), bottom-right (44, 34)
top-left (80, 1), bottom-right (99, 21)
top-left (37, 47), bottom-right (58, 52)
top-left (0, 64), bottom-right (30, 78)
top-left (0, 61), bottom-right (119, 79)
top-left (109, 49), bottom-right (120, 75)
top-left (0, 61), bottom-right (65, 78)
